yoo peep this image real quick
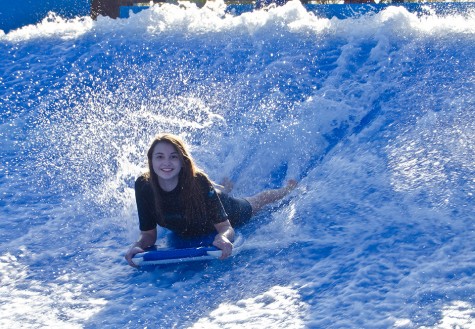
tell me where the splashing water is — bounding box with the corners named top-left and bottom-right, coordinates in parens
top-left (1, 1), bottom-right (475, 328)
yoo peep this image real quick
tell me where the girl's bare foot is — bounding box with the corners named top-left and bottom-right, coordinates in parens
top-left (220, 177), bottom-right (234, 194)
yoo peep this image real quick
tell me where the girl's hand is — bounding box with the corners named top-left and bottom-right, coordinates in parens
top-left (125, 246), bottom-right (145, 267)
top-left (213, 234), bottom-right (233, 260)
top-left (125, 229), bottom-right (157, 267)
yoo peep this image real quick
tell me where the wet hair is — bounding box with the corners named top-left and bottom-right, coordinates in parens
top-left (145, 133), bottom-right (212, 228)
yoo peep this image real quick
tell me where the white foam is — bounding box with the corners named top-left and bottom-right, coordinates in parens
top-left (190, 285), bottom-right (309, 328)
top-left (0, 252), bottom-right (107, 328)
top-left (2, 12), bottom-right (94, 42)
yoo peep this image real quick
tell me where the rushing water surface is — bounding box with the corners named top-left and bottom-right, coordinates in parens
top-left (1, 1), bottom-right (475, 328)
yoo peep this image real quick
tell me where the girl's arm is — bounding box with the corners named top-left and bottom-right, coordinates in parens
top-left (213, 220), bottom-right (235, 260)
top-left (125, 228), bottom-right (157, 267)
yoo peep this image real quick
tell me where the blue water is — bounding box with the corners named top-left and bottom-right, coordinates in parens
top-left (1, 1), bottom-right (475, 328)
top-left (0, 0), bottom-right (90, 34)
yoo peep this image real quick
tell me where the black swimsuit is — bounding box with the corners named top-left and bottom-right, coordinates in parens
top-left (135, 173), bottom-right (252, 237)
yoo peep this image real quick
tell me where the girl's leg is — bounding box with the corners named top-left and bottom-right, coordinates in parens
top-left (245, 180), bottom-right (297, 215)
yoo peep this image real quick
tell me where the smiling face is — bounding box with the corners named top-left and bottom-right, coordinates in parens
top-left (151, 141), bottom-right (183, 191)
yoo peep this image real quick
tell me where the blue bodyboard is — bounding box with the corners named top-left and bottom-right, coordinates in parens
top-left (132, 231), bottom-right (244, 266)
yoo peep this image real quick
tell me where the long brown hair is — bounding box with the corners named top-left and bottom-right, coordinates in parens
top-left (145, 133), bottom-right (212, 227)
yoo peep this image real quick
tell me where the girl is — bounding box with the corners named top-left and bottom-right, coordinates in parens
top-left (125, 133), bottom-right (297, 267)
